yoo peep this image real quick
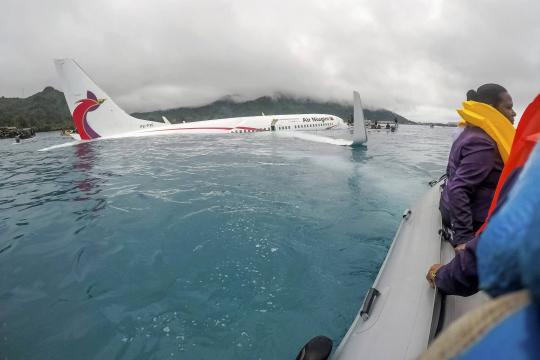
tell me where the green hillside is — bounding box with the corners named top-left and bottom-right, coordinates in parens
top-left (133, 95), bottom-right (416, 125)
top-left (0, 87), bottom-right (72, 131)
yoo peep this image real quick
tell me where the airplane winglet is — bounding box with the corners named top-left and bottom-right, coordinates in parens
top-left (352, 90), bottom-right (368, 145)
top-left (162, 116), bottom-right (172, 125)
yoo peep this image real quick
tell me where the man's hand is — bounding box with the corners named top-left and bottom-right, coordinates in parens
top-left (454, 243), bottom-right (467, 253)
top-left (426, 263), bottom-right (444, 288)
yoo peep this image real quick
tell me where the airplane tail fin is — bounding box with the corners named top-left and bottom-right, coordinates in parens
top-left (352, 91), bottom-right (368, 144)
top-left (54, 59), bottom-right (160, 140)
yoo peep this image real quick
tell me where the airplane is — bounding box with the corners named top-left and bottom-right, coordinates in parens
top-left (53, 59), bottom-right (367, 145)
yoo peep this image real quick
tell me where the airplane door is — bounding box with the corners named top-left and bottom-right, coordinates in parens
top-left (271, 119), bottom-right (278, 131)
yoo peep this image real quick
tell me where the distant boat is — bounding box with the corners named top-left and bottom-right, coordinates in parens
top-left (60, 129), bottom-right (75, 137)
top-left (17, 128), bottom-right (35, 139)
top-left (368, 120), bottom-right (398, 132)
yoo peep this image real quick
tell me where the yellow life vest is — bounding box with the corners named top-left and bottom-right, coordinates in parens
top-left (457, 101), bottom-right (515, 162)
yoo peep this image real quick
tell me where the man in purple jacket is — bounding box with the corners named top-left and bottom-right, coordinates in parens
top-left (427, 84), bottom-right (516, 296)
top-left (440, 84), bottom-right (516, 247)
top-left (439, 127), bottom-right (504, 245)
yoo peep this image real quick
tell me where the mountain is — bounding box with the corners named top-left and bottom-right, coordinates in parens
top-left (0, 88), bottom-right (416, 131)
top-left (0, 87), bottom-right (71, 131)
top-left (133, 95), bottom-right (416, 125)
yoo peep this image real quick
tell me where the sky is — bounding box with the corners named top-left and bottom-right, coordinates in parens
top-left (1, 0), bottom-right (539, 123)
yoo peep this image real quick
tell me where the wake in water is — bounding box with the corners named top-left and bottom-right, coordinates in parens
top-left (38, 141), bottom-right (84, 151)
top-left (274, 131), bottom-right (355, 146)
top-left (40, 127), bottom-right (366, 151)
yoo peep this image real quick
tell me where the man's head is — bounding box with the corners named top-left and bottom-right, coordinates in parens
top-left (467, 84), bottom-right (516, 123)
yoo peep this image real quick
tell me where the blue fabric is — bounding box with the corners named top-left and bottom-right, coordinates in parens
top-left (477, 143), bottom-right (540, 297)
top-left (456, 303), bottom-right (540, 360)
top-left (520, 216), bottom-right (540, 305)
top-left (519, 182), bottom-right (540, 304)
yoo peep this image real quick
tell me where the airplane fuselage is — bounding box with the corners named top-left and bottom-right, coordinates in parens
top-left (121, 113), bottom-right (347, 138)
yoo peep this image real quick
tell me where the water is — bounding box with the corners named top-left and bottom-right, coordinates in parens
top-left (0, 127), bottom-right (452, 359)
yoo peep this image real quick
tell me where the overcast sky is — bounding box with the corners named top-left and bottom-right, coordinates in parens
top-left (1, 0), bottom-right (539, 122)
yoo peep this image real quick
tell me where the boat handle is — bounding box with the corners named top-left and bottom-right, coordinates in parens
top-left (402, 209), bottom-right (412, 220)
top-left (360, 287), bottom-right (381, 321)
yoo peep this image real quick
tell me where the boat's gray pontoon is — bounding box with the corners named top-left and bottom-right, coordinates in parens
top-left (333, 182), bottom-right (488, 360)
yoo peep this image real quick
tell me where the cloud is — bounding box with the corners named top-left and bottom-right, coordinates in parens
top-left (0, 0), bottom-right (539, 122)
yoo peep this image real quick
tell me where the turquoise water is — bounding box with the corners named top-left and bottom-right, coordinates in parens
top-left (0, 127), bottom-right (451, 359)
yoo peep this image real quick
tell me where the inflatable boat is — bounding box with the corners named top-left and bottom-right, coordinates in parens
top-left (296, 95), bottom-right (540, 360)
top-left (331, 180), bottom-right (489, 359)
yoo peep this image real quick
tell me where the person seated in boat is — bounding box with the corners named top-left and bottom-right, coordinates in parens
top-left (426, 95), bottom-right (540, 296)
top-left (386, 123), bottom-right (391, 129)
top-left (439, 84), bottom-right (516, 247)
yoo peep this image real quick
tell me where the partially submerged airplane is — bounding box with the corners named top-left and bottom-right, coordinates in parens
top-left (52, 59), bottom-right (367, 146)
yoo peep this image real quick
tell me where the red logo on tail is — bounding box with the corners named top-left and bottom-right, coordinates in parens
top-left (73, 91), bottom-right (105, 140)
